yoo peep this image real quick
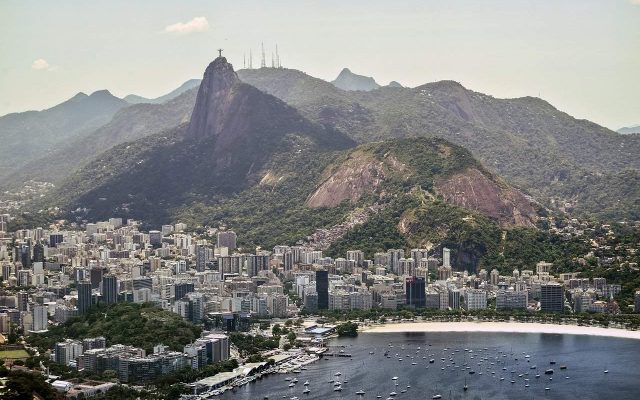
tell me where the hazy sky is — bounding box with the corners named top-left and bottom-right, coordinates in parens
top-left (1, 0), bottom-right (639, 129)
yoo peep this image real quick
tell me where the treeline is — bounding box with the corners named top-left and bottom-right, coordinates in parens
top-left (27, 303), bottom-right (201, 354)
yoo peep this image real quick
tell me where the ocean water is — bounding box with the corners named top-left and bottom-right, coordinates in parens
top-left (219, 331), bottom-right (640, 400)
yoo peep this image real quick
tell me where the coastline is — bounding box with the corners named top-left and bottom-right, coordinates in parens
top-left (361, 321), bottom-right (640, 340)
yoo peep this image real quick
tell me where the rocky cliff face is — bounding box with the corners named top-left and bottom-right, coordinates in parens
top-left (435, 168), bottom-right (538, 226)
top-left (186, 57), bottom-right (241, 140)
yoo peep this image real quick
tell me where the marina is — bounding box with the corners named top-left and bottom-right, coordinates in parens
top-left (216, 331), bottom-right (640, 400)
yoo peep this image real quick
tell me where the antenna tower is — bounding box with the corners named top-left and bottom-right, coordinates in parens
top-left (261, 42), bottom-right (266, 68)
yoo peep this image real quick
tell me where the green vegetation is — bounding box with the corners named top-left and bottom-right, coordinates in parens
top-left (229, 332), bottom-right (279, 358)
top-left (336, 321), bottom-right (359, 337)
top-left (27, 303), bottom-right (201, 354)
top-left (0, 349), bottom-right (29, 359)
top-left (240, 70), bottom-right (640, 221)
top-left (0, 368), bottom-right (63, 400)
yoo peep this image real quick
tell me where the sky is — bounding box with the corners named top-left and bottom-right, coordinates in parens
top-left (1, 0), bottom-right (639, 130)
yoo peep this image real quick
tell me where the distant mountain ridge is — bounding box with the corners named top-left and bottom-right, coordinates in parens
top-left (331, 68), bottom-right (381, 91)
top-left (34, 57), bottom-right (353, 223)
top-left (237, 67), bottom-right (640, 220)
top-left (0, 90), bottom-right (127, 179)
top-left (618, 125), bottom-right (640, 135)
top-left (124, 79), bottom-right (201, 104)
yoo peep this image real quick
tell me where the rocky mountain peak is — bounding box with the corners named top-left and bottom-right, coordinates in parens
top-left (331, 67), bottom-right (380, 91)
top-left (186, 56), bottom-right (240, 138)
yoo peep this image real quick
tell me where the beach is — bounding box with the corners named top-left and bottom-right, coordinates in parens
top-left (362, 321), bottom-right (640, 340)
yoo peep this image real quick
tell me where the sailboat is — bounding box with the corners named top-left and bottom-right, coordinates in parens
top-left (463, 378), bottom-right (468, 391)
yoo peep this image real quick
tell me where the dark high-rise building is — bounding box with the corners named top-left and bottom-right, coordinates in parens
top-left (49, 233), bottom-right (64, 248)
top-left (405, 276), bottom-right (426, 308)
top-left (101, 275), bottom-right (119, 304)
top-left (540, 283), bottom-right (564, 313)
top-left (77, 281), bottom-right (93, 314)
top-left (90, 267), bottom-right (105, 289)
top-left (33, 243), bottom-right (45, 263)
top-left (172, 282), bottom-right (195, 301)
top-left (196, 245), bottom-right (213, 272)
top-left (248, 254), bottom-right (269, 277)
top-left (316, 270), bottom-right (329, 310)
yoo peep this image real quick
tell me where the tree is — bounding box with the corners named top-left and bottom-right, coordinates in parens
top-left (336, 322), bottom-right (358, 337)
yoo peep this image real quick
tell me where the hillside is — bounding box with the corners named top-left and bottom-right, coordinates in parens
top-left (34, 57), bottom-right (353, 225)
top-left (237, 68), bottom-right (640, 220)
top-left (178, 137), bottom-right (543, 272)
top-left (0, 90), bottom-right (127, 180)
top-left (1, 87), bottom-right (199, 188)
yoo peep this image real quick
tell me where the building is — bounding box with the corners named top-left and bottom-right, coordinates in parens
top-left (635, 291), bottom-right (640, 313)
top-left (465, 289), bottom-right (487, 310)
top-left (496, 289), bottom-right (528, 310)
top-left (540, 282), bottom-right (564, 313)
top-left (247, 254), bottom-right (269, 277)
top-left (32, 304), bottom-right (48, 331)
top-left (77, 281), bottom-right (93, 314)
top-left (405, 277), bottom-right (426, 308)
top-left (149, 230), bottom-right (163, 247)
top-left (442, 247), bottom-right (451, 268)
top-left (216, 231), bottom-right (237, 250)
top-left (102, 275), bottom-right (119, 304)
top-left (316, 270), bottom-right (329, 310)
top-left (448, 288), bottom-right (460, 309)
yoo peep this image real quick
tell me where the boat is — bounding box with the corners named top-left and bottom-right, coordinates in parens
top-left (392, 376), bottom-right (398, 380)
top-left (432, 395), bottom-right (442, 399)
top-left (288, 383), bottom-right (295, 387)
top-left (389, 391), bottom-right (397, 396)
top-left (303, 381), bottom-right (309, 386)
top-left (560, 365), bottom-right (567, 370)
top-left (335, 372), bottom-right (342, 376)
top-left (303, 388), bottom-right (310, 395)
top-left (429, 359), bottom-right (435, 363)
top-left (292, 378), bottom-right (298, 383)
top-left (333, 381), bottom-right (341, 386)
top-left (545, 369), bottom-right (554, 375)
top-left (550, 361), bottom-right (556, 365)
top-left (334, 386), bottom-right (342, 392)
top-left (604, 369), bottom-right (609, 374)
top-left (463, 378), bottom-right (468, 391)
top-left (356, 389), bottom-right (366, 395)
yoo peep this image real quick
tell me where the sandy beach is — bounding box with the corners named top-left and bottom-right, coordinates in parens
top-left (362, 321), bottom-right (640, 340)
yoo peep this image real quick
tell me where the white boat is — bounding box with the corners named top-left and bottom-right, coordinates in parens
top-left (392, 376), bottom-right (398, 380)
top-left (356, 389), bottom-right (366, 395)
top-left (334, 386), bottom-right (342, 392)
top-left (389, 392), bottom-right (397, 396)
top-left (303, 388), bottom-right (310, 394)
top-left (288, 383), bottom-right (295, 387)
top-left (303, 381), bottom-right (309, 386)
top-left (432, 395), bottom-right (442, 399)
top-left (335, 372), bottom-right (342, 376)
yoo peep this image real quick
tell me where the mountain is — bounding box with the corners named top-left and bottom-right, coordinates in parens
top-left (20, 58), bottom-right (567, 273)
top-left (34, 57), bottom-right (353, 224)
top-left (387, 81), bottom-right (403, 88)
top-left (237, 68), bottom-right (640, 220)
top-left (618, 125), bottom-right (640, 135)
top-left (1, 87), bottom-right (199, 188)
top-left (331, 68), bottom-right (381, 91)
top-left (124, 79), bottom-right (201, 104)
top-left (175, 136), bottom-right (543, 272)
top-left (0, 90), bottom-right (127, 178)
